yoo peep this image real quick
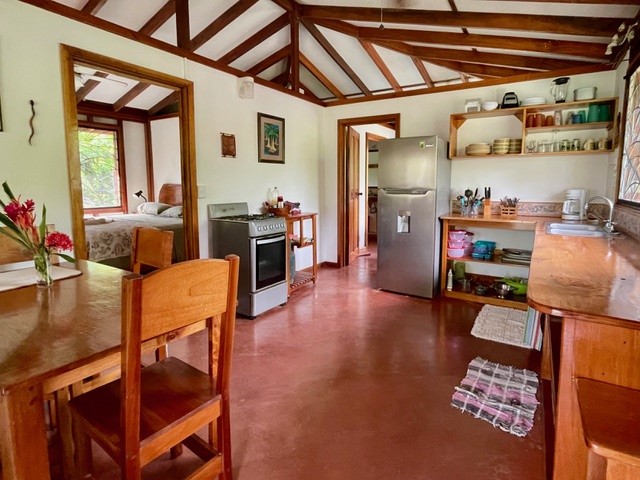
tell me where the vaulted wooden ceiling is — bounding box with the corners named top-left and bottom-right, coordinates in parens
top-left (22, 0), bottom-right (640, 110)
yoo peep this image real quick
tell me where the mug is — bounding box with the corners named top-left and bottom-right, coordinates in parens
top-left (534, 113), bottom-right (544, 127)
top-left (554, 110), bottom-right (563, 126)
top-left (598, 137), bottom-right (607, 150)
top-left (583, 139), bottom-right (595, 150)
top-left (573, 111), bottom-right (584, 124)
top-left (526, 114), bottom-right (535, 128)
top-left (561, 139), bottom-right (570, 151)
top-left (587, 104), bottom-right (600, 123)
top-left (545, 115), bottom-right (554, 126)
top-left (572, 138), bottom-right (581, 151)
top-left (566, 112), bottom-right (574, 124)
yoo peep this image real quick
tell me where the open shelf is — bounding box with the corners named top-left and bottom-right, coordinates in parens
top-left (444, 273), bottom-right (528, 310)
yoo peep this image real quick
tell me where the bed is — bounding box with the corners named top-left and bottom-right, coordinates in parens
top-left (85, 183), bottom-right (185, 270)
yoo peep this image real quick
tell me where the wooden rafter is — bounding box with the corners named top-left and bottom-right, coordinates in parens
top-left (491, 0), bottom-right (638, 3)
top-left (175, 0), bottom-right (191, 50)
top-left (271, 70), bottom-right (289, 86)
top-left (298, 6), bottom-right (626, 37)
top-left (270, 0), bottom-right (295, 11)
top-left (301, 19), bottom-right (371, 95)
top-left (429, 59), bottom-right (531, 78)
top-left (75, 72), bottom-right (109, 102)
top-left (138, 1), bottom-right (175, 36)
top-left (113, 83), bottom-right (150, 112)
top-left (81, 0), bottom-right (108, 15)
top-left (191, 0), bottom-right (259, 52)
top-left (149, 91), bottom-right (179, 116)
top-left (358, 40), bottom-right (401, 92)
top-left (299, 52), bottom-right (345, 99)
top-left (247, 45), bottom-right (290, 76)
top-left (290, 8), bottom-right (300, 93)
top-left (217, 13), bottom-right (289, 65)
top-left (411, 57), bottom-right (434, 88)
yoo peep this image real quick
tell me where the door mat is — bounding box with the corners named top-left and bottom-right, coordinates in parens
top-left (471, 305), bottom-right (542, 350)
top-left (451, 357), bottom-right (539, 437)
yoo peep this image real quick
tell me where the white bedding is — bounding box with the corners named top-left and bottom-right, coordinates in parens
top-left (85, 213), bottom-right (184, 263)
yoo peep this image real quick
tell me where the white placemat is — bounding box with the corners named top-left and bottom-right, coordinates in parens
top-left (0, 265), bottom-right (82, 292)
top-left (471, 305), bottom-right (541, 350)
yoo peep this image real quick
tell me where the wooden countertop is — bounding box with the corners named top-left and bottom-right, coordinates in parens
top-left (527, 230), bottom-right (640, 326)
top-left (441, 213), bottom-right (548, 231)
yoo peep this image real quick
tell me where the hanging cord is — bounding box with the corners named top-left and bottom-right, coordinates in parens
top-left (379, 1), bottom-right (384, 29)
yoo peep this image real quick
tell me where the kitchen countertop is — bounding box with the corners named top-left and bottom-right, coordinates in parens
top-left (527, 228), bottom-right (640, 326)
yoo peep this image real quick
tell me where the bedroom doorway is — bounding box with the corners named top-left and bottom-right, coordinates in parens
top-left (60, 45), bottom-right (198, 261)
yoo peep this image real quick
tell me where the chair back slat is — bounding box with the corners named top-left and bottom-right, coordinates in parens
top-left (131, 227), bottom-right (174, 274)
top-left (0, 225), bottom-right (58, 266)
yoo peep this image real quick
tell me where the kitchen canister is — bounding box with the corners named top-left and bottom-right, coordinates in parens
top-left (587, 104), bottom-right (600, 123)
top-left (598, 105), bottom-right (611, 122)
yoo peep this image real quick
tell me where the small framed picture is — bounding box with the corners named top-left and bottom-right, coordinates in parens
top-left (257, 113), bottom-right (284, 164)
top-left (220, 133), bottom-right (236, 158)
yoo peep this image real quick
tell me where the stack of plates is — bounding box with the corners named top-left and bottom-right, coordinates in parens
top-left (508, 138), bottom-right (522, 154)
top-left (520, 97), bottom-right (546, 106)
top-left (493, 138), bottom-right (510, 155)
top-left (465, 143), bottom-right (491, 156)
top-left (500, 248), bottom-right (532, 265)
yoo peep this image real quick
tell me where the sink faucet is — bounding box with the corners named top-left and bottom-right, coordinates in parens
top-left (585, 195), bottom-right (616, 233)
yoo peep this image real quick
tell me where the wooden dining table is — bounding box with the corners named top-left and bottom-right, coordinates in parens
top-left (0, 260), bottom-right (129, 478)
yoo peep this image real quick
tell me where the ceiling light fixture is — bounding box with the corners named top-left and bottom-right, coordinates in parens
top-left (605, 21), bottom-right (638, 55)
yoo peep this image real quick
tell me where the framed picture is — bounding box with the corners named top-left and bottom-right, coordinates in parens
top-left (257, 113), bottom-right (284, 164)
top-left (220, 132), bottom-right (236, 158)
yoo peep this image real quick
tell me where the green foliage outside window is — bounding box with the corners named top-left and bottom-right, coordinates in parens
top-left (78, 128), bottom-right (121, 209)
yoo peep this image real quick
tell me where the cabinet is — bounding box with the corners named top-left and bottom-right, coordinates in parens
top-left (449, 97), bottom-right (618, 159)
top-left (440, 214), bottom-right (539, 310)
top-left (285, 212), bottom-right (318, 296)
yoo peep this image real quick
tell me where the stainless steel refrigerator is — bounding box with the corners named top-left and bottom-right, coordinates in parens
top-left (376, 135), bottom-right (450, 298)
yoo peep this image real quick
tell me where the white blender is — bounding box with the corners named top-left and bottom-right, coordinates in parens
top-left (561, 189), bottom-right (588, 221)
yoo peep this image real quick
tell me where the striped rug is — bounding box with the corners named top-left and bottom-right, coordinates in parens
top-left (471, 305), bottom-right (542, 350)
top-left (451, 357), bottom-right (539, 437)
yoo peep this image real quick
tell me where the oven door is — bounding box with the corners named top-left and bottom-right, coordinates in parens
top-left (250, 233), bottom-right (286, 292)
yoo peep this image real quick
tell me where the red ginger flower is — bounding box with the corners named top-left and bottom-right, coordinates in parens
top-left (45, 231), bottom-right (73, 251)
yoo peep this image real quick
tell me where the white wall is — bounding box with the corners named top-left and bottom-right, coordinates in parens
top-left (123, 121), bottom-right (148, 212)
top-left (150, 117), bottom-right (181, 199)
top-left (0, 0), bottom-right (322, 263)
top-left (319, 70), bottom-right (622, 262)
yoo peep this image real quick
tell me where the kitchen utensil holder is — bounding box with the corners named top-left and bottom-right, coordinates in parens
top-left (483, 199), bottom-right (492, 217)
top-left (500, 206), bottom-right (517, 218)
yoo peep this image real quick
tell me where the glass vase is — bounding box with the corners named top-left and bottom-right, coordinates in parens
top-left (33, 251), bottom-right (53, 288)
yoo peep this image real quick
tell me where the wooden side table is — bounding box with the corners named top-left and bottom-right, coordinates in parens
top-left (285, 212), bottom-right (317, 296)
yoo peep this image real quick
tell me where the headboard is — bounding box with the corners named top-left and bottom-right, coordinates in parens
top-left (158, 183), bottom-right (183, 206)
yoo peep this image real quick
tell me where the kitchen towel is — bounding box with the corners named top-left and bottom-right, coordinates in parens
top-left (451, 357), bottom-right (539, 437)
top-left (471, 305), bottom-right (542, 350)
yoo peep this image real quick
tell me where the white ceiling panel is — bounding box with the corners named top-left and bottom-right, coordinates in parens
top-left (300, 65), bottom-right (333, 100)
top-left (94, 0), bottom-right (168, 31)
top-left (151, 14), bottom-right (177, 46)
top-left (126, 86), bottom-right (175, 111)
top-left (373, 44), bottom-right (424, 87)
top-left (53, 0), bottom-right (84, 8)
top-left (229, 29), bottom-right (290, 71)
top-left (455, 1), bottom-right (638, 19)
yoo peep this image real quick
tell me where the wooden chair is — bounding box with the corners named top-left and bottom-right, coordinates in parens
top-left (575, 377), bottom-right (640, 479)
top-left (130, 226), bottom-right (174, 276)
top-left (69, 256), bottom-right (239, 480)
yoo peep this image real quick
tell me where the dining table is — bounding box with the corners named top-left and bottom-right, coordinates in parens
top-left (0, 259), bottom-right (206, 479)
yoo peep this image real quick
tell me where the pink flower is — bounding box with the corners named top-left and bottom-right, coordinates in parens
top-left (45, 231), bottom-right (74, 251)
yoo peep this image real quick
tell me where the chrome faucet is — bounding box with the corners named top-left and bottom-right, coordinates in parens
top-left (585, 195), bottom-right (616, 233)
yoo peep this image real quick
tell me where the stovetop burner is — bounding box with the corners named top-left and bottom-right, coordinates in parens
top-left (218, 213), bottom-right (275, 222)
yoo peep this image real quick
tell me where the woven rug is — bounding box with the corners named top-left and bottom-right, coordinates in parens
top-left (471, 305), bottom-right (542, 350)
top-left (451, 357), bottom-right (539, 437)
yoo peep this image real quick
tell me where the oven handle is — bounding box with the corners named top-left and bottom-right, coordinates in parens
top-left (255, 234), bottom-right (286, 245)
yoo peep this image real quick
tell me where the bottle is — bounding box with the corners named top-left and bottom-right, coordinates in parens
top-left (267, 187), bottom-right (274, 207)
top-left (447, 269), bottom-right (453, 291)
top-left (277, 195), bottom-right (284, 208)
top-left (272, 187), bottom-right (279, 207)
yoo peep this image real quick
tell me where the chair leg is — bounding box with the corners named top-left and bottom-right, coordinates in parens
top-left (72, 417), bottom-right (93, 479)
top-left (54, 386), bottom-right (76, 480)
top-left (217, 401), bottom-right (233, 480)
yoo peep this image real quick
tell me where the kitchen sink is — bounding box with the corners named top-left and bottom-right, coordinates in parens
top-left (546, 222), bottom-right (606, 237)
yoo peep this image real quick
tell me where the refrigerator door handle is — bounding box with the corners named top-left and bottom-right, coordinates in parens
top-left (381, 188), bottom-right (431, 195)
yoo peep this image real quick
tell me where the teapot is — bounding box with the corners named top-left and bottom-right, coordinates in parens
top-left (550, 77), bottom-right (570, 103)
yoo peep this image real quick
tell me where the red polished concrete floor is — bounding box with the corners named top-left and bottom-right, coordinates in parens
top-left (89, 248), bottom-right (546, 479)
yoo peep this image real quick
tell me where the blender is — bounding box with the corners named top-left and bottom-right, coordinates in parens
top-left (550, 77), bottom-right (570, 103)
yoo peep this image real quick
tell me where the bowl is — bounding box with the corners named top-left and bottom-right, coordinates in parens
top-left (448, 247), bottom-right (465, 258)
top-left (449, 230), bottom-right (467, 241)
top-left (481, 101), bottom-right (498, 111)
top-left (448, 240), bottom-right (465, 248)
top-left (500, 277), bottom-right (528, 295)
top-left (494, 282), bottom-right (512, 299)
top-left (574, 87), bottom-right (596, 101)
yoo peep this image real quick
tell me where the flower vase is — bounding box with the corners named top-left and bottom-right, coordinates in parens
top-left (33, 251), bottom-right (53, 287)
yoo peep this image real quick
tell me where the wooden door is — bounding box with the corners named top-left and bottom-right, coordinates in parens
top-left (347, 126), bottom-right (360, 264)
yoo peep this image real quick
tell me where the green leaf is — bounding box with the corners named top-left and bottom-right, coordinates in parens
top-left (56, 253), bottom-right (76, 263)
top-left (39, 204), bottom-right (47, 247)
top-left (2, 182), bottom-right (16, 201)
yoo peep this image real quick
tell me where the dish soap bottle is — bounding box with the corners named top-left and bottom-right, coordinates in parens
top-left (447, 269), bottom-right (453, 291)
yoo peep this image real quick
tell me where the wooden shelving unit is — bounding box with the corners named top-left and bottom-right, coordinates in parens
top-left (285, 212), bottom-right (318, 296)
top-left (440, 214), bottom-right (539, 311)
top-left (449, 97), bottom-right (618, 159)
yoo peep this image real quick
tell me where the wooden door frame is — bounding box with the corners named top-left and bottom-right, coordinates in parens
top-left (336, 114), bottom-right (400, 268)
top-left (364, 133), bottom-right (385, 247)
top-left (60, 44), bottom-right (198, 261)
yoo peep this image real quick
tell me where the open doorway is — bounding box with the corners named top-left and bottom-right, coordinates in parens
top-left (59, 45), bottom-right (198, 263)
top-left (336, 114), bottom-right (399, 268)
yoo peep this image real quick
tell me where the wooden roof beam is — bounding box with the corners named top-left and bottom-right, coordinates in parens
top-left (298, 6), bottom-right (626, 37)
top-left (301, 19), bottom-right (371, 95)
top-left (411, 57), bottom-right (434, 88)
top-left (357, 27), bottom-right (608, 59)
top-left (191, 0), bottom-right (259, 52)
top-left (113, 83), bottom-right (150, 112)
top-left (358, 40), bottom-right (401, 92)
top-left (247, 45), bottom-right (290, 76)
top-left (290, 8), bottom-right (300, 94)
top-left (270, 0), bottom-right (295, 11)
top-left (299, 52), bottom-right (345, 99)
top-left (429, 59), bottom-right (532, 78)
top-left (138, 1), bottom-right (175, 36)
top-left (217, 13), bottom-right (289, 65)
top-left (81, 0), bottom-right (108, 15)
top-left (149, 91), bottom-right (179, 116)
top-left (175, 0), bottom-right (191, 50)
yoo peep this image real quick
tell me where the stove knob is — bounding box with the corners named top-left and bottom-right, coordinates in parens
top-left (257, 225), bottom-right (263, 232)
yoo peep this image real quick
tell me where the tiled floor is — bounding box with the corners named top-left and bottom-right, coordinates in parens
top-left (90, 246), bottom-right (546, 479)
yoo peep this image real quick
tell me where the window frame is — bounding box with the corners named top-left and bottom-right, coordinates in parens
top-left (78, 117), bottom-right (128, 215)
top-left (616, 38), bottom-right (640, 209)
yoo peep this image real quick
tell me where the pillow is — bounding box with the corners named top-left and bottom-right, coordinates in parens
top-left (136, 202), bottom-right (171, 215)
top-left (158, 205), bottom-right (183, 218)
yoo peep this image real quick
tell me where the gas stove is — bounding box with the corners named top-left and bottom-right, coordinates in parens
top-left (208, 204), bottom-right (286, 237)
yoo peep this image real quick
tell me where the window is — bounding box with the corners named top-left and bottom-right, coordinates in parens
top-left (78, 125), bottom-right (126, 213)
top-left (617, 46), bottom-right (640, 206)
